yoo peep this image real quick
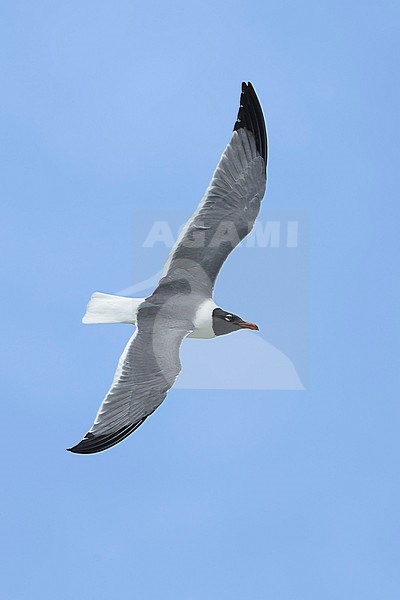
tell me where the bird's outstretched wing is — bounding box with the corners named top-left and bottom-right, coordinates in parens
top-left (160, 82), bottom-right (268, 293)
top-left (68, 305), bottom-right (191, 454)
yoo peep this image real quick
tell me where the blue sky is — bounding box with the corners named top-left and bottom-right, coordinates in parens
top-left (1, 1), bottom-right (399, 598)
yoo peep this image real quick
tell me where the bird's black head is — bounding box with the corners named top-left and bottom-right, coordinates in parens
top-left (212, 308), bottom-right (259, 337)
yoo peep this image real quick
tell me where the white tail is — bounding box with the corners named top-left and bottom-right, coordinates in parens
top-left (82, 292), bottom-right (144, 325)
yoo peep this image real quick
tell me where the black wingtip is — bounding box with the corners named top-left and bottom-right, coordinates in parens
top-left (234, 81), bottom-right (267, 163)
top-left (67, 417), bottom-right (149, 455)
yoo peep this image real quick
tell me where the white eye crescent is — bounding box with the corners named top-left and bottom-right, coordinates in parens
top-left (225, 314), bottom-right (233, 322)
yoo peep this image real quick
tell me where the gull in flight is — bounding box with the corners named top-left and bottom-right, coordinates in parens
top-left (68, 82), bottom-right (268, 454)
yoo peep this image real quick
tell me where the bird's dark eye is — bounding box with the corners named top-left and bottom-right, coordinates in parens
top-left (225, 314), bottom-right (233, 322)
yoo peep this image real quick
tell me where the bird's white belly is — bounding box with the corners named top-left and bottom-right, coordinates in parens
top-left (188, 298), bottom-right (217, 339)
